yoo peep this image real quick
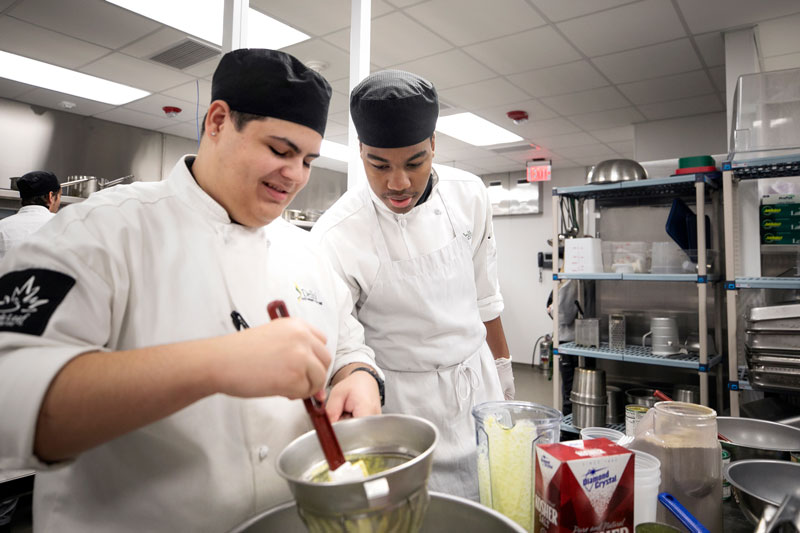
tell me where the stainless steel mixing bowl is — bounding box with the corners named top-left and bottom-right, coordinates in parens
top-left (718, 416), bottom-right (800, 461)
top-left (724, 459), bottom-right (800, 525)
top-left (587, 159), bottom-right (648, 184)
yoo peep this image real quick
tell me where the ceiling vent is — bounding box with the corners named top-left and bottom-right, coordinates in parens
top-left (490, 143), bottom-right (535, 154)
top-left (150, 38), bottom-right (220, 70)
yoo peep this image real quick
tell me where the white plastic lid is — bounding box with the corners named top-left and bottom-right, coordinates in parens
top-left (579, 427), bottom-right (625, 442)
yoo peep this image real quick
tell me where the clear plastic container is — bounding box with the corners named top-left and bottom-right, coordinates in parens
top-left (628, 402), bottom-right (722, 532)
top-left (473, 402), bottom-right (562, 533)
top-left (633, 450), bottom-right (661, 527)
top-left (602, 241), bottom-right (651, 273)
top-left (579, 426), bottom-right (625, 443)
top-left (730, 67), bottom-right (800, 160)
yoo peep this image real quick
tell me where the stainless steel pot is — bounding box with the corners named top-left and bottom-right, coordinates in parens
top-left (61, 175), bottom-right (134, 198)
top-left (587, 159), bottom-right (647, 184)
top-left (626, 388), bottom-right (658, 407)
top-left (229, 491), bottom-right (527, 533)
top-left (8, 177), bottom-right (20, 191)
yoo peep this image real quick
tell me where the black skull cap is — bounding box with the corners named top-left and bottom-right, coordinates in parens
top-left (350, 70), bottom-right (439, 148)
top-left (212, 48), bottom-right (332, 136)
top-left (17, 171), bottom-right (60, 199)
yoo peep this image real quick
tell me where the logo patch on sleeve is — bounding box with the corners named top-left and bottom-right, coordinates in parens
top-left (0, 269), bottom-right (76, 335)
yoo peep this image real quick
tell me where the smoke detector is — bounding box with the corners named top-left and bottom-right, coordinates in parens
top-left (59, 100), bottom-right (77, 110)
top-left (162, 106), bottom-right (182, 117)
top-left (305, 60), bottom-right (329, 72)
top-left (506, 110), bottom-right (529, 125)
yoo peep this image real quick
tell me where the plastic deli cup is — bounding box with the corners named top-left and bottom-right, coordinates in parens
top-left (625, 405), bottom-right (650, 437)
top-left (633, 450), bottom-right (661, 527)
top-left (580, 427), bottom-right (625, 443)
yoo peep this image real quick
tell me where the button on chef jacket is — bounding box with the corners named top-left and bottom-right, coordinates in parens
top-left (311, 164), bottom-right (504, 500)
top-left (0, 205), bottom-right (55, 261)
top-left (0, 156), bottom-right (379, 533)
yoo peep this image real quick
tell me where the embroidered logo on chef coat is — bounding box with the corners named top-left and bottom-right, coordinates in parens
top-left (0, 269), bottom-right (75, 335)
top-left (463, 230), bottom-right (472, 241)
top-left (295, 284), bottom-right (323, 306)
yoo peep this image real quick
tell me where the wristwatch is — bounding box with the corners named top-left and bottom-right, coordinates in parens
top-left (350, 366), bottom-right (385, 406)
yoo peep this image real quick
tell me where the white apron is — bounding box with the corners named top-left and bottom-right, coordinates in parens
top-left (356, 187), bottom-right (503, 500)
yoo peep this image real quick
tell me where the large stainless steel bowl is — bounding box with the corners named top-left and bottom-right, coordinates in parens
top-left (718, 417), bottom-right (800, 461)
top-left (229, 491), bottom-right (527, 533)
top-left (724, 459), bottom-right (800, 525)
top-left (625, 388), bottom-right (657, 407)
top-left (587, 159), bottom-right (647, 184)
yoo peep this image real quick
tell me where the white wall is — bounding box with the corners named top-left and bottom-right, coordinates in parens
top-left (634, 112), bottom-right (727, 162)
top-left (491, 167), bottom-right (587, 365)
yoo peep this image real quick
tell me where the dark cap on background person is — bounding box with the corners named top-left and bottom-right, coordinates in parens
top-left (17, 171), bottom-right (60, 199)
top-left (350, 70), bottom-right (439, 149)
top-left (211, 48), bottom-right (332, 136)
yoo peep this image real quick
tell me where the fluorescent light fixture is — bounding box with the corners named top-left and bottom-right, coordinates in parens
top-left (436, 112), bottom-right (523, 146)
top-left (320, 140), bottom-right (349, 162)
top-left (105, 0), bottom-right (309, 49)
top-left (0, 51), bottom-right (150, 105)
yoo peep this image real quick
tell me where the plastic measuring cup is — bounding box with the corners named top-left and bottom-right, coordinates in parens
top-left (473, 401), bottom-right (562, 532)
top-left (580, 426), bottom-right (625, 443)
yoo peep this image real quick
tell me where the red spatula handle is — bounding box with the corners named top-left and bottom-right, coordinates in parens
top-left (267, 300), bottom-right (346, 471)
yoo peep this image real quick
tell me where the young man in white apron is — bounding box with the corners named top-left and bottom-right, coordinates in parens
top-left (312, 70), bottom-right (515, 500)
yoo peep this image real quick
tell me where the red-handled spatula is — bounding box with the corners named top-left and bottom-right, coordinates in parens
top-left (266, 300), bottom-right (366, 481)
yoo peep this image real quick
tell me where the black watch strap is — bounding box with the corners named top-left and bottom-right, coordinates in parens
top-left (351, 366), bottom-right (385, 406)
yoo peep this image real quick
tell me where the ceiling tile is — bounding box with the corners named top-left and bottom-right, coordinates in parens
top-left (323, 121), bottom-right (348, 139)
top-left (617, 70), bottom-right (715, 105)
top-left (588, 125), bottom-right (634, 142)
top-left (554, 143), bottom-right (616, 159)
top-left (328, 111), bottom-right (350, 126)
top-left (571, 154), bottom-right (615, 166)
top-left (124, 93), bottom-right (204, 119)
top-left (708, 66), bottom-right (726, 93)
top-left (395, 49), bottom-right (495, 90)
top-left (93, 107), bottom-right (177, 131)
top-left (592, 39), bottom-right (702, 83)
top-left (568, 107), bottom-right (645, 130)
top-left (464, 26), bottom-right (581, 75)
top-left (324, 132), bottom-right (349, 145)
top-left (439, 78), bottom-right (529, 110)
top-left (476, 99), bottom-right (558, 128)
top-left (541, 86), bottom-right (629, 116)
top-left (404, 0), bottom-right (545, 46)
top-left (327, 77), bottom-right (350, 95)
top-left (80, 53), bottom-right (193, 93)
top-left (12, 88), bottom-right (116, 116)
top-left (758, 12), bottom-right (800, 58)
top-left (282, 39), bottom-right (350, 81)
top-left (328, 90), bottom-right (349, 114)
top-left (120, 27), bottom-right (189, 59)
top-left (674, 0), bottom-right (800, 34)
top-left (253, 0), bottom-right (393, 36)
top-left (182, 56), bottom-right (221, 78)
top-left (0, 0), bottom-right (17, 11)
top-left (513, 117), bottom-right (581, 137)
top-left (10, 0), bottom-right (160, 49)
top-left (694, 32), bottom-right (724, 67)
top-left (508, 60), bottom-right (608, 98)
top-left (0, 16), bottom-right (111, 69)
top-left (532, 132), bottom-right (599, 149)
top-left (527, 0), bottom-right (635, 23)
top-left (502, 147), bottom-right (557, 163)
top-left (434, 135), bottom-right (492, 161)
top-left (158, 121), bottom-right (201, 141)
top-left (606, 140), bottom-right (634, 154)
top-left (0, 78), bottom-right (33, 99)
top-left (557, 0), bottom-right (686, 57)
top-left (161, 80), bottom-right (212, 107)
top-left (386, 0), bottom-right (427, 7)
top-left (764, 52), bottom-right (800, 72)
top-left (332, 11), bottom-right (453, 67)
top-left (453, 162), bottom-right (489, 175)
top-left (638, 94), bottom-right (724, 120)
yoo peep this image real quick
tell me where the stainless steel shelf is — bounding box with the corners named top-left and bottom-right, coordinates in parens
top-left (560, 413), bottom-right (625, 435)
top-left (557, 272), bottom-right (717, 282)
top-left (734, 277), bottom-right (800, 289)
top-left (557, 341), bottom-right (722, 370)
top-left (0, 188), bottom-right (83, 205)
top-left (760, 244), bottom-right (800, 254)
top-left (553, 173), bottom-right (720, 200)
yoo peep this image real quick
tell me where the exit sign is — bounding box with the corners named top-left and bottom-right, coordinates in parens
top-left (527, 160), bottom-right (551, 182)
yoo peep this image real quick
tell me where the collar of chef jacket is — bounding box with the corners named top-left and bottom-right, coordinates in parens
top-left (169, 155), bottom-right (234, 225)
top-left (366, 167), bottom-right (439, 218)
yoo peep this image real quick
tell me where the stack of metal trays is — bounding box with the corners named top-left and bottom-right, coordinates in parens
top-left (745, 304), bottom-right (800, 392)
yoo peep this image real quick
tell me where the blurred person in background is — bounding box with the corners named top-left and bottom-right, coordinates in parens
top-left (0, 171), bottom-right (61, 261)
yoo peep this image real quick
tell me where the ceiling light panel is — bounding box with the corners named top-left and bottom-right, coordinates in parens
top-left (0, 51), bottom-right (149, 105)
top-left (436, 113), bottom-right (523, 146)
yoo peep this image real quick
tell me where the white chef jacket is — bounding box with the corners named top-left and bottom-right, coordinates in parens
top-left (0, 156), bottom-right (378, 533)
top-left (0, 205), bottom-right (54, 261)
top-left (311, 164), bottom-right (503, 321)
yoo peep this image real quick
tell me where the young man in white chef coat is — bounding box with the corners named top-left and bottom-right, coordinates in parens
top-left (311, 70), bottom-right (513, 500)
top-left (0, 49), bottom-right (383, 532)
top-left (0, 171), bottom-right (62, 261)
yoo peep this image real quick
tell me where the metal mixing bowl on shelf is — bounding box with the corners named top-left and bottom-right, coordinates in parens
top-left (587, 159), bottom-right (648, 184)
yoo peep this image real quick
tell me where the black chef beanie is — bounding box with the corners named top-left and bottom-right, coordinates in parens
top-left (351, 70), bottom-right (439, 148)
top-left (17, 171), bottom-right (60, 199)
top-left (211, 48), bottom-right (332, 136)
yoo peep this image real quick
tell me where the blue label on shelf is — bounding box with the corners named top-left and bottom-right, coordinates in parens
top-left (725, 282), bottom-right (736, 290)
top-left (698, 364), bottom-right (708, 372)
top-left (727, 381), bottom-right (740, 391)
